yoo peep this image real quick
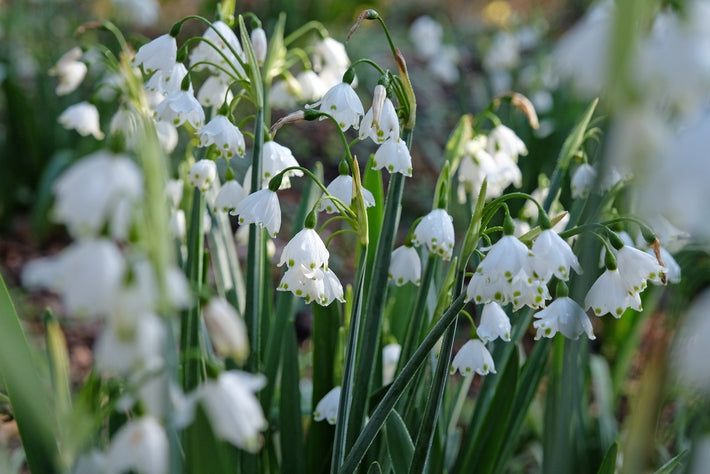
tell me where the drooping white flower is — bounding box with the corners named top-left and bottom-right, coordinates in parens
top-left (197, 371), bottom-right (267, 452)
top-left (412, 209), bottom-right (455, 260)
top-left (214, 180), bottom-right (247, 212)
top-left (154, 120), bottom-right (179, 153)
top-left (313, 386), bottom-right (341, 424)
top-left (109, 0), bottom-right (160, 27)
top-left (372, 138), bottom-right (413, 177)
top-left (673, 290), bottom-right (710, 394)
top-left (278, 228), bottom-right (329, 270)
top-left (94, 313), bottom-right (166, 375)
top-left (169, 209), bottom-right (186, 239)
top-left (145, 62), bottom-right (189, 96)
top-left (477, 302), bottom-right (511, 342)
top-left (232, 189), bottom-right (281, 237)
top-left (317, 82), bottom-right (364, 131)
top-left (296, 70), bottom-right (328, 102)
top-left (477, 235), bottom-right (534, 285)
top-left (187, 159), bottom-right (217, 191)
top-left (533, 296), bottom-right (595, 340)
top-left (51, 150), bottom-right (143, 239)
top-left (105, 417), bottom-right (168, 474)
top-left (313, 37), bottom-right (350, 86)
top-left (531, 229), bottom-right (582, 281)
top-left (509, 274), bottom-right (551, 311)
top-left (197, 75), bottom-right (234, 107)
top-left (109, 106), bottom-right (141, 150)
top-left (486, 124), bottom-right (527, 161)
top-left (277, 265), bottom-right (326, 305)
top-left (203, 297), bottom-right (249, 362)
top-left (189, 21), bottom-right (245, 78)
top-left (382, 343), bottom-right (401, 385)
top-left (648, 246), bottom-right (681, 284)
top-left (317, 175), bottom-right (376, 214)
top-left (450, 339), bottom-right (496, 376)
top-left (388, 245), bottom-right (421, 286)
top-left (322, 268), bottom-right (345, 305)
top-left (616, 244), bottom-right (666, 292)
top-left (132, 34), bottom-right (177, 74)
top-left (585, 268), bottom-right (643, 317)
top-left (155, 90), bottom-right (205, 129)
top-left (22, 239), bottom-right (125, 316)
top-left (409, 16), bottom-right (443, 59)
top-left (58, 101), bottom-right (104, 139)
top-left (483, 32), bottom-right (520, 72)
top-left (571, 163), bottom-right (597, 199)
top-left (262, 141), bottom-right (303, 186)
top-left (49, 46), bottom-right (87, 95)
top-left (198, 115), bottom-right (246, 158)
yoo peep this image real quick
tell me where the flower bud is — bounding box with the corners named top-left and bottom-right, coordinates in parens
top-left (251, 27), bottom-right (267, 65)
top-left (203, 297), bottom-right (249, 362)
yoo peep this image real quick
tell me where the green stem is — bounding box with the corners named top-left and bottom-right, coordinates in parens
top-left (396, 254), bottom-right (439, 375)
top-left (181, 188), bottom-right (205, 391)
top-left (245, 106), bottom-right (265, 373)
top-left (345, 160), bottom-right (406, 452)
top-left (331, 244), bottom-right (369, 472)
top-left (339, 294), bottom-right (467, 474)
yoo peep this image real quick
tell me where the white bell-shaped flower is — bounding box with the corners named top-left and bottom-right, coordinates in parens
top-left (277, 264), bottom-right (326, 305)
top-left (169, 209), bottom-right (186, 239)
top-left (412, 209), bottom-right (455, 260)
top-left (531, 229), bottom-right (582, 282)
top-left (232, 189), bottom-right (281, 237)
top-left (465, 272), bottom-right (501, 305)
top-left (486, 124), bottom-right (527, 161)
top-left (145, 62), bottom-right (189, 96)
top-left (22, 239), bottom-right (125, 317)
top-left (477, 235), bottom-right (535, 285)
top-left (477, 302), bottom-right (511, 342)
top-left (155, 120), bottom-right (178, 153)
top-left (278, 228), bottom-right (329, 270)
top-left (388, 245), bottom-right (421, 286)
top-left (49, 46), bottom-right (87, 95)
top-left (203, 297), bottom-right (249, 362)
top-left (450, 339), bottom-right (496, 376)
top-left (314, 386), bottom-right (341, 424)
top-left (372, 138), bottom-right (413, 177)
top-left (187, 159), bottom-right (217, 191)
top-left (318, 175), bottom-right (375, 214)
top-left (648, 246), bottom-right (681, 284)
top-left (197, 371), bottom-right (267, 452)
top-left (533, 296), bottom-right (595, 340)
top-left (262, 141), bottom-right (303, 186)
top-left (155, 90), bottom-right (205, 129)
top-left (198, 115), bottom-right (246, 158)
top-left (59, 101), bottom-right (104, 139)
top-left (52, 150), bottom-right (143, 239)
top-left (616, 244), bottom-right (666, 293)
top-left (317, 82), bottom-right (364, 131)
top-left (322, 268), bottom-right (346, 305)
top-left (132, 33), bottom-right (177, 74)
top-left (571, 163), bottom-right (597, 199)
top-left (509, 274), bottom-right (550, 311)
top-left (296, 70), bottom-right (328, 102)
top-left (197, 75), bottom-right (234, 107)
top-left (105, 417), bottom-right (168, 474)
top-left (191, 21), bottom-right (245, 77)
top-left (214, 180), bottom-right (247, 212)
top-left (251, 27), bottom-right (267, 64)
top-left (94, 312), bottom-right (166, 375)
top-left (585, 268), bottom-right (643, 317)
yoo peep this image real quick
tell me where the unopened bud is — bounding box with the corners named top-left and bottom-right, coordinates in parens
top-left (251, 27), bottom-right (267, 65)
top-left (372, 84), bottom-right (387, 125)
top-left (203, 297), bottom-right (249, 362)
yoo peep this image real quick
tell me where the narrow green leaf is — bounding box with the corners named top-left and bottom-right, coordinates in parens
top-left (0, 276), bottom-right (58, 473)
top-left (654, 450), bottom-right (688, 474)
top-left (367, 462), bottom-right (383, 474)
top-left (596, 442), bottom-right (618, 474)
top-left (306, 301), bottom-right (341, 474)
top-left (461, 347), bottom-right (519, 474)
top-left (493, 338), bottom-right (551, 474)
top-left (443, 114), bottom-right (473, 174)
top-left (385, 410), bottom-right (414, 474)
top-left (590, 355), bottom-right (618, 454)
top-left (280, 322), bottom-right (305, 474)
